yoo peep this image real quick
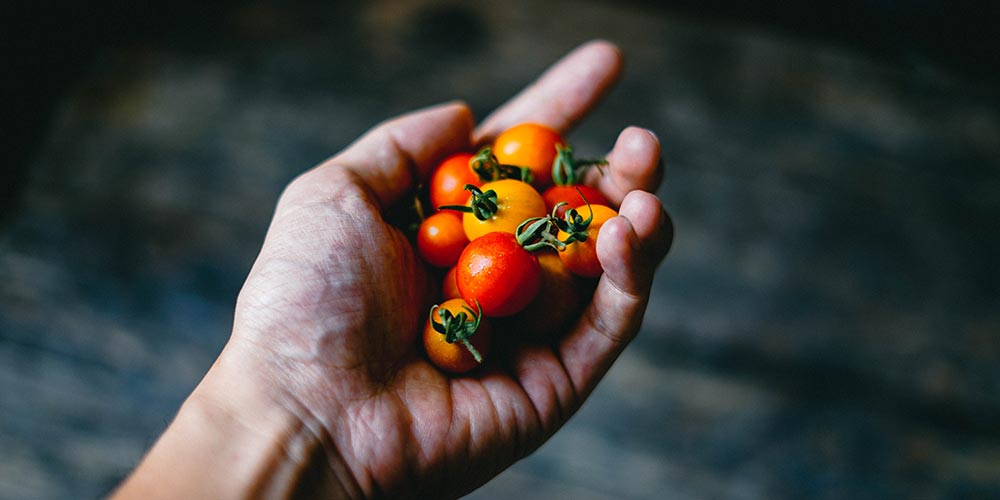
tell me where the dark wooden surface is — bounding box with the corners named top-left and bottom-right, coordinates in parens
top-left (2, 1), bottom-right (999, 499)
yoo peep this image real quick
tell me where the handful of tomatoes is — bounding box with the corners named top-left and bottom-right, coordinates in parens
top-left (412, 123), bottom-right (619, 374)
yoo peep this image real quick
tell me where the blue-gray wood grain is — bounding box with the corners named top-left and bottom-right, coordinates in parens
top-left (2, 2), bottom-right (998, 499)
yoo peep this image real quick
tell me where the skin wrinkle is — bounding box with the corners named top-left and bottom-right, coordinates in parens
top-left (473, 382), bottom-right (511, 483)
top-left (398, 395), bottom-right (430, 500)
top-left (457, 380), bottom-right (499, 468)
top-left (396, 381), bottom-right (437, 469)
top-left (265, 396), bottom-right (361, 499)
top-left (522, 347), bottom-right (571, 437)
top-left (438, 382), bottom-right (469, 493)
top-left (587, 283), bottom-right (644, 347)
top-left (515, 350), bottom-right (564, 436)
top-left (367, 395), bottom-right (426, 499)
top-left (496, 355), bottom-right (545, 457)
top-left (297, 408), bottom-right (366, 500)
top-left (384, 118), bottom-right (436, 195)
top-left (506, 386), bottom-right (533, 461)
top-left (206, 347), bottom-right (364, 499)
top-left (481, 374), bottom-right (532, 464)
top-left (343, 398), bottom-right (385, 497)
top-left (243, 254), bottom-right (369, 369)
top-left (370, 132), bottom-right (408, 209)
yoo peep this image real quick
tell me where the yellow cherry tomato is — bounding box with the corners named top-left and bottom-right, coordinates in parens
top-left (462, 179), bottom-right (547, 241)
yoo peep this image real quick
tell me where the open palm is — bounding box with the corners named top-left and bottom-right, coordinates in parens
top-left (229, 41), bottom-right (672, 499)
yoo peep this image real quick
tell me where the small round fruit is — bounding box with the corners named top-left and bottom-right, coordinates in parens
top-left (417, 211), bottom-right (468, 268)
top-left (493, 123), bottom-right (564, 189)
top-left (456, 231), bottom-right (541, 317)
top-left (461, 179), bottom-right (547, 241)
top-left (423, 298), bottom-right (491, 374)
top-left (558, 204), bottom-right (618, 278)
top-left (430, 152), bottom-right (480, 209)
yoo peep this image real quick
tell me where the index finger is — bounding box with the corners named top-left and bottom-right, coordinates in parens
top-left (473, 40), bottom-right (623, 144)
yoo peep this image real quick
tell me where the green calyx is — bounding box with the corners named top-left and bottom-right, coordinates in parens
top-left (429, 302), bottom-right (484, 363)
top-left (557, 202), bottom-right (596, 243)
top-left (551, 144), bottom-right (607, 186)
top-left (471, 147), bottom-right (534, 184)
top-left (515, 188), bottom-right (595, 252)
top-left (439, 184), bottom-right (498, 221)
top-left (515, 214), bottom-right (564, 252)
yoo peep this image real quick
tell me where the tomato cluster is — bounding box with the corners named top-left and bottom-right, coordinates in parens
top-left (416, 123), bottom-right (617, 373)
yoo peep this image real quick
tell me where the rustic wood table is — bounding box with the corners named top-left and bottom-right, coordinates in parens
top-left (2, 1), bottom-right (998, 498)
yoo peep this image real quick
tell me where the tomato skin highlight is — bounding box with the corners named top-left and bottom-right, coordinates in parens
top-left (542, 185), bottom-right (610, 218)
top-left (430, 153), bottom-right (480, 209)
top-left (456, 232), bottom-right (541, 317)
top-left (558, 204), bottom-right (618, 278)
top-left (417, 211), bottom-right (468, 268)
top-left (461, 179), bottom-right (547, 241)
top-left (493, 123), bottom-right (563, 189)
top-left (423, 298), bottom-right (491, 374)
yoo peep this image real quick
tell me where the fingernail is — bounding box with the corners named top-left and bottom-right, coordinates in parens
top-left (645, 129), bottom-right (660, 143)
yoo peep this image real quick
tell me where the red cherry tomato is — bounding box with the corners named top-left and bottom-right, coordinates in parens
top-left (558, 204), bottom-right (618, 278)
top-left (542, 185), bottom-right (610, 218)
top-left (423, 298), bottom-right (491, 373)
top-left (493, 123), bottom-right (563, 189)
top-left (430, 153), bottom-right (480, 209)
top-left (456, 231), bottom-right (541, 317)
top-left (417, 211), bottom-right (468, 268)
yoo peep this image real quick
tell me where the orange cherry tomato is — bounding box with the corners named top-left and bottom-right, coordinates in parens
top-left (461, 179), bottom-right (547, 241)
top-left (442, 266), bottom-right (461, 300)
top-left (417, 211), bottom-right (468, 268)
top-left (493, 123), bottom-right (563, 189)
top-left (509, 251), bottom-right (587, 340)
top-left (542, 185), bottom-right (610, 219)
top-left (456, 231), bottom-right (541, 317)
top-left (558, 204), bottom-right (618, 278)
top-left (429, 152), bottom-right (480, 209)
top-left (423, 298), bottom-right (491, 374)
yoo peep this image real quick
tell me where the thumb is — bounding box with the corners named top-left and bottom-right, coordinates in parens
top-left (281, 101), bottom-right (474, 211)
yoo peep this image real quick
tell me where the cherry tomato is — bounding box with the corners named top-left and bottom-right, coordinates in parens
top-left (417, 211), bottom-right (468, 268)
top-left (542, 185), bottom-right (610, 218)
top-left (456, 231), bottom-right (541, 317)
top-left (509, 251), bottom-right (586, 340)
top-left (558, 204), bottom-right (618, 278)
top-left (423, 298), bottom-right (491, 374)
top-left (493, 123), bottom-right (563, 189)
top-left (429, 152), bottom-right (479, 209)
top-left (442, 266), bottom-right (461, 300)
top-left (461, 179), bottom-right (547, 241)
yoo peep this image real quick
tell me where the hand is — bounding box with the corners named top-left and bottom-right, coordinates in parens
top-left (114, 40), bottom-right (673, 500)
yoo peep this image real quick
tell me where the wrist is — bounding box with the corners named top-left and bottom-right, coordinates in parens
top-left (113, 342), bottom-right (362, 499)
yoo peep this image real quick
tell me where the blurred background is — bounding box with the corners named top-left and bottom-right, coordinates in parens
top-left (2, 1), bottom-right (999, 498)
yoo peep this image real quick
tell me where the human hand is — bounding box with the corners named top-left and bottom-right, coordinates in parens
top-left (114, 40), bottom-right (672, 500)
